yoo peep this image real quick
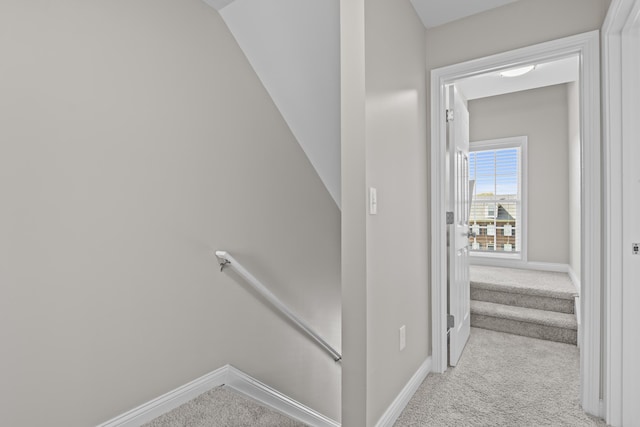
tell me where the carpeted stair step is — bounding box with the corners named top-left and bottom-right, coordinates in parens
top-left (471, 266), bottom-right (577, 314)
top-left (471, 300), bottom-right (577, 345)
top-left (471, 283), bottom-right (575, 314)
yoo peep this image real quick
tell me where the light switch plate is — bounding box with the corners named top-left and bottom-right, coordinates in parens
top-left (399, 325), bottom-right (406, 351)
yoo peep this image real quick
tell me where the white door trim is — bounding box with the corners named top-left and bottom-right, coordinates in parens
top-left (430, 31), bottom-right (602, 416)
top-left (602, 1), bottom-right (640, 425)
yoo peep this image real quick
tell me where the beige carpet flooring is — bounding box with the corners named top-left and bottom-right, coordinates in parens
top-left (470, 266), bottom-right (577, 298)
top-left (144, 328), bottom-right (605, 426)
top-left (394, 328), bottom-right (607, 427)
top-left (143, 386), bottom-right (307, 427)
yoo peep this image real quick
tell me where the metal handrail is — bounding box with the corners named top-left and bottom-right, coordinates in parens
top-left (215, 251), bottom-right (342, 362)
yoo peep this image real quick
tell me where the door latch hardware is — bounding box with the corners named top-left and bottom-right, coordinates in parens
top-left (447, 314), bottom-right (455, 329)
top-left (633, 243), bottom-right (639, 255)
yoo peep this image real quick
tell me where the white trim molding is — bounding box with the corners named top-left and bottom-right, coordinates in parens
top-left (470, 259), bottom-right (570, 273)
top-left (96, 366), bottom-right (228, 427)
top-left (374, 357), bottom-right (432, 427)
top-left (567, 264), bottom-right (582, 349)
top-left (566, 264), bottom-right (583, 349)
top-left (575, 295), bottom-right (582, 348)
top-left (96, 365), bottom-right (339, 427)
top-left (567, 265), bottom-right (581, 296)
top-left (602, 1), bottom-right (640, 425)
top-left (225, 366), bottom-right (340, 427)
top-left (430, 31), bottom-right (602, 416)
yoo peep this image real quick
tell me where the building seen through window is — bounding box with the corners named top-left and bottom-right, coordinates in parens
top-left (469, 138), bottom-right (525, 258)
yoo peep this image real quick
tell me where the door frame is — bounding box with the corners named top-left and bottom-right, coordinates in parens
top-left (430, 31), bottom-right (602, 416)
top-left (602, 0), bottom-right (640, 424)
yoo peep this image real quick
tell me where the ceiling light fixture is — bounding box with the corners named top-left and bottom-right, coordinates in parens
top-left (500, 65), bottom-right (536, 77)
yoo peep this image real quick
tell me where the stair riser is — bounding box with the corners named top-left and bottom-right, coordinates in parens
top-left (471, 314), bottom-right (577, 345)
top-left (471, 288), bottom-right (575, 314)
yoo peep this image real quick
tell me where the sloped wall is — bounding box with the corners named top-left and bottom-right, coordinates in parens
top-left (211, 0), bottom-right (341, 207)
top-left (0, 1), bottom-right (341, 425)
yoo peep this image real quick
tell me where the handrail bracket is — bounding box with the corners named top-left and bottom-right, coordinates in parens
top-left (219, 259), bottom-right (231, 272)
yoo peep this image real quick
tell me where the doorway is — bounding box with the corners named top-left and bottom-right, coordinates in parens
top-left (430, 31), bottom-right (602, 416)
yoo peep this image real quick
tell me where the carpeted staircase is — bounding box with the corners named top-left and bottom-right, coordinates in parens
top-left (470, 266), bottom-right (578, 345)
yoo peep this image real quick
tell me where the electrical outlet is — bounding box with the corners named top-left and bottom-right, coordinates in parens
top-left (399, 325), bottom-right (406, 351)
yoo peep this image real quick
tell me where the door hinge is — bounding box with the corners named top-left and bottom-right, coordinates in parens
top-left (446, 211), bottom-right (454, 225)
top-left (446, 109), bottom-right (454, 122)
top-left (447, 314), bottom-right (455, 329)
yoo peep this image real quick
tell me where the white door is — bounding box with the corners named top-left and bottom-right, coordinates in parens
top-left (447, 85), bottom-right (471, 366)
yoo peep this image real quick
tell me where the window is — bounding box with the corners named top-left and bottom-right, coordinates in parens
top-left (468, 136), bottom-right (527, 260)
top-left (486, 205), bottom-right (496, 218)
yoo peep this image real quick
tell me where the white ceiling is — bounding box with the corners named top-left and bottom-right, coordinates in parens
top-left (409, 0), bottom-right (520, 29)
top-left (455, 55), bottom-right (580, 100)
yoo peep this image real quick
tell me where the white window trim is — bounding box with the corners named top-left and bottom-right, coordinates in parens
top-left (468, 136), bottom-right (528, 265)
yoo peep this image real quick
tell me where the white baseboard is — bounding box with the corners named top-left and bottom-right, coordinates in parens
top-left (96, 365), bottom-right (339, 427)
top-left (575, 295), bottom-right (582, 348)
top-left (566, 266), bottom-right (582, 348)
top-left (523, 261), bottom-right (569, 273)
top-left (374, 357), bottom-right (432, 427)
top-left (225, 365), bottom-right (340, 427)
top-left (567, 265), bottom-right (581, 295)
top-left (97, 365), bottom-right (228, 427)
top-left (471, 258), bottom-right (570, 273)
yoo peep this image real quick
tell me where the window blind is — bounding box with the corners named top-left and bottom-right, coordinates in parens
top-left (469, 147), bottom-right (522, 254)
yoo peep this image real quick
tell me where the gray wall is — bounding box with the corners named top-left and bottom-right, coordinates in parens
top-left (341, 0), bottom-right (429, 425)
top-left (0, 1), bottom-right (341, 426)
top-left (425, 0), bottom-right (610, 71)
top-left (365, 0), bottom-right (429, 424)
top-left (469, 85), bottom-right (570, 265)
top-left (339, 0), bottom-right (368, 424)
top-left (568, 82), bottom-right (581, 281)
